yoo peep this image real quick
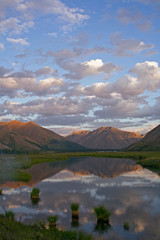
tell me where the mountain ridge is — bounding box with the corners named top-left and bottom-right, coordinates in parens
top-left (0, 120), bottom-right (86, 152)
top-left (66, 126), bottom-right (143, 150)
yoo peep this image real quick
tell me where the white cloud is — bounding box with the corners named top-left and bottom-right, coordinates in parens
top-left (61, 58), bottom-right (121, 80)
top-left (0, 43), bottom-right (4, 49)
top-left (110, 32), bottom-right (154, 56)
top-left (0, 17), bottom-right (34, 35)
top-left (7, 38), bottom-right (29, 46)
top-left (48, 32), bottom-right (58, 38)
top-left (17, 0), bottom-right (89, 31)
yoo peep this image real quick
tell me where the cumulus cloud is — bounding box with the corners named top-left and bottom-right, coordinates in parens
top-left (0, 67), bottom-right (65, 97)
top-left (7, 38), bottom-right (29, 46)
top-left (129, 61), bottom-right (160, 91)
top-left (55, 57), bottom-right (121, 80)
top-left (110, 32), bottom-right (154, 56)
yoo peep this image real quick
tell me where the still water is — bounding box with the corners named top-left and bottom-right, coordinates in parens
top-left (0, 157), bottom-right (160, 240)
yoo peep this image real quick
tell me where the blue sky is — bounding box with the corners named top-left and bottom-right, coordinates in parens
top-left (0, 0), bottom-right (160, 135)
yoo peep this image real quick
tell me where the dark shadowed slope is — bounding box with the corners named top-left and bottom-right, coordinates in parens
top-left (0, 120), bottom-right (86, 152)
top-left (66, 126), bottom-right (142, 150)
top-left (126, 124), bottom-right (160, 151)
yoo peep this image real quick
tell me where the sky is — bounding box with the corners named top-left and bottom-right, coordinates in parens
top-left (0, 0), bottom-right (160, 135)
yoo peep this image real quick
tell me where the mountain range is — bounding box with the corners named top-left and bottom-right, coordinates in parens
top-left (0, 121), bottom-right (159, 152)
top-left (0, 120), bottom-right (86, 152)
top-left (66, 126), bottom-right (143, 150)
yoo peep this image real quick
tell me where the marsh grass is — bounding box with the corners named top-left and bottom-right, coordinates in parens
top-left (47, 215), bottom-right (59, 228)
top-left (93, 206), bottom-right (111, 224)
top-left (123, 222), bottom-right (129, 231)
top-left (71, 203), bottom-right (79, 219)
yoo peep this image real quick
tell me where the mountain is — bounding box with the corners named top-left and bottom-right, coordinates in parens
top-left (0, 120), bottom-right (86, 152)
top-left (66, 126), bottom-right (142, 150)
top-left (126, 124), bottom-right (160, 151)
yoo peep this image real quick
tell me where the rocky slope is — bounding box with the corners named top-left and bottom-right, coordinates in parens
top-left (66, 126), bottom-right (142, 150)
top-left (126, 124), bottom-right (160, 151)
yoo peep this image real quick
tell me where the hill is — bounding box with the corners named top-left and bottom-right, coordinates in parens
top-left (126, 124), bottom-right (160, 151)
top-left (0, 120), bottom-right (86, 153)
top-left (66, 126), bottom-right (142, 150)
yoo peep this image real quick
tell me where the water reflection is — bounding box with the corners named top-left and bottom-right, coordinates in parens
top-left (0, 157), bottom-right (160, 240)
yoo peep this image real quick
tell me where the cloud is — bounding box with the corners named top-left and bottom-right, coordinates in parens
top-left (118, 8), bottom-right (142, 24)
top-left (110, 32), bottom-right (154, 56)
top-left (1, 97), bottom-right (94, 117)
top-left (0, 43), bottom-right (5, 49)
top-left (136, 21), bottom-right (153, 31)
top-left (35, 66), bottom-right (57, 77)
top-left (7, 38), bottom-right (29, 46)
top-left (54, 55), bottom-right (122, 80)
top-left (17, 0), bottom-right (89, 32)
top-left (129, 61), bottom-right (160, 92)
top-left (48, 32), bottom-right (58, 38)
top-left (0, 17), bottom-right (34, 35)
top-left (0, 68), bottom-right (65, 97)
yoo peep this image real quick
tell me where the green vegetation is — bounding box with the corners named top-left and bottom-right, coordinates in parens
top-left (5, 211), bottom-right (15, 221)
top-left (47, 215), bottom-right (58, 228)
top-left (123, 222), bottom-right (129, 231)
top-left (71, 203), bottom-right (79, 217)
top-left (30, 188), bottom-right (40, 204)
top-left (0, 214), bottom-right (92, 240)
top-left (93, 206), bottom-right (111, 224)
top-left (14, 170), bottom-right (32, 182)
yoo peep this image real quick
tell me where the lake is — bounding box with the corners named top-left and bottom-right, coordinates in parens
top-left (0, 157), bottom-right (160, 240)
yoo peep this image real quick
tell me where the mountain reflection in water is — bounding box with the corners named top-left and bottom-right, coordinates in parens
top-left (0, 157), bottom-right (160, 240)
top-left (28, 157), bottom-right (142, 185)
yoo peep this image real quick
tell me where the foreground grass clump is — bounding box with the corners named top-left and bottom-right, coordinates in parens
top-left (30, 188), bottom-right (40, 204)
top-left (123, 222), bottom-right (129, 231)
top-left (0, 214), bottom-right (92, 240)
top-left (71, 203), bottom-right (79, 218)
top-left (47, 215), bottom-right (58, 228)
top-left (93, 206), bottom-right (111, 224)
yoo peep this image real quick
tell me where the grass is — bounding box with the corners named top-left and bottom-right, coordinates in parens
top-left (31, 188), bottom-right (40, 199)
top-left (0, 214), bottom-right (92, 240)
top-left (13, 170), bottom-right (32, 182)
top-left (5, 211), bottom-right (15, 221)
top-left (93, 206), bottom-right (111, 223)
top-left (47, 215), bottom-right (59, 228)
top-left (123, 222), bottom-right (129, 231)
